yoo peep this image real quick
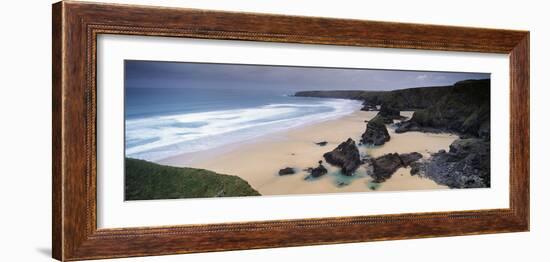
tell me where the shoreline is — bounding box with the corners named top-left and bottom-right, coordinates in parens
top-left (126, 98), bottom-right (363, 161)
top-left (159, 110), bottom-right (458, 195)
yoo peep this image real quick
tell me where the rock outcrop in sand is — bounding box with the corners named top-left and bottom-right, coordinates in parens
top-left (278, 167), bottom-right (296, 176)
top-left (360, 115), bottom-right (390, 146)
top-left (378, 103), bottom-right (405, 122)
top-left (323, 138), bottom-right (361, 176)
top-left (296, 79), bottom-right (491, 189)
top-left (305, 161), bottom-right (328, 179)
top-left (410, 138), bottom-right (490, 188)
top-left (399, 152), bottom-right (423, 166)
top-left (367, 152), bottom-right (423, 183)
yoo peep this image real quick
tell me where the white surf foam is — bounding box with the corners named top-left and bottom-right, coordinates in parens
top-left (126, 99), bottom-right (362, 161)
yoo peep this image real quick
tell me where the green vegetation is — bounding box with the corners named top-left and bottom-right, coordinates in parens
top-left (295, 79), bottom-right (489, 113)
top-left (408, 79), bottom-right (490, 137)
top-left (295, 85), bottom-right (451, 110)
top-left (125, 158), bottom-right (261, 200)
top-left (370, 114), bottom-right (388, 125)
top-left (296, 79), bottom-right (490, 138)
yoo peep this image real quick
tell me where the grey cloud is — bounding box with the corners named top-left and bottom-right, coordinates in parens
top-left (125, 60), bottom-right (489, 91)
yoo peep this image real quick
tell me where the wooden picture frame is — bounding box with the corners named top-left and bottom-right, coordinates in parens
top-left (52, 1), bottom-right (529, 261)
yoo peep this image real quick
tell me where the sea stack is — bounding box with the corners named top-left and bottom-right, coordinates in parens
top-left (323, 138), bottom-right (361, 176)
top-left (361, 115), bottom-right (391, 146)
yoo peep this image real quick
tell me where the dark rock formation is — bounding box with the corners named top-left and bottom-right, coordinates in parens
top-left (305, 161), bottom-right (328, 179)
top-left (367, 152), bottom-right (423, 183)
top-left (395, 79), bottom-right (490, 139)
top-left (378, 103), bottom-right (405, 121)
top-left (399, 152), bottom-right (423, 166)
top-left (295, 79), bottom-right (490, 139)
top-left (309, 165), bottom-right (328, 178)
top-left (376, 114), bottom-right (394, 124)
top-left (360, 115), bottom-right (390, 146)
top-left (295, 79), bottom-right (491, 188)
top-left (361, 102), bottom-right (378, 111)
top-left (278, 167), bottom-right (296, 176)
top-left (410, 162), bottom-right (422, 176)
top-left (323, 138), bottom-right (361, 176)
top-left (369, 153), bottom-right (403, 182)
top-left (294, 90), bottom-right (384, 100)
top-left (295, 85), bottom-right (452, 110)
top-left (315, 141), bottom-right (328, 146)
top-left (410, 138), bottom-right (490, 188)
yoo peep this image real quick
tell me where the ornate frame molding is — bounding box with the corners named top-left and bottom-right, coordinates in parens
top-left (53, 1), bottom-right (529, 261)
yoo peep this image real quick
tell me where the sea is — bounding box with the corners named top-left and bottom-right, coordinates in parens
top-left (125, 87), bottom-right (362, 161)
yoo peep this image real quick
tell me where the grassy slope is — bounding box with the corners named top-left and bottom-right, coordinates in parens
top-left (125, 158), bottom-right (261, 200)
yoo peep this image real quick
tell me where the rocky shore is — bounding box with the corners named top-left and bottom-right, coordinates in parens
top-left (294, 79), bottom-right (491, 189)
top-left (410, 138), bottom-right (490, 188)
top-left (394, 79), bottom-right (491, 139)
top-left (365, 152), bottom-right (423, 183)
top-left (323, 138), bottom-right (362, 176)
top-left (360, 115), bottom-right (390, 146)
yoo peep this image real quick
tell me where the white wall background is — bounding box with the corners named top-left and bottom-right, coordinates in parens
top-left (0, 0), bottom-right (545, 261)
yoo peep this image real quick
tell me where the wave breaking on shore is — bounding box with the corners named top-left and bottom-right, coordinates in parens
top-left (126, 99), bottom-right (362, 161)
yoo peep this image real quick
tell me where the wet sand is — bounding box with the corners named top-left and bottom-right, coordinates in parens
top-left (159, 111), bottom-right (457, 196)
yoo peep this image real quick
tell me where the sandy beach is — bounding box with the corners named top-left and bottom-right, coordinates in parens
top-left (159, 110), bottom-right (458, 196)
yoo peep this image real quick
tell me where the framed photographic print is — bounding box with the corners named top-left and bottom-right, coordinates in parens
top-left (52, 1), bottom-right (529, 261)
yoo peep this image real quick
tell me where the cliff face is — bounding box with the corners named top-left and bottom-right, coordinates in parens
top-left (295, 79), bottom-right (490, 138)
top-left (295, 85), bottom-right (451, 110)
top-left (396, 79), bottom-right (490, 138)
top-left (293, 90), bottom-right (385, 100)
top-left (296, 79), bottom-right (491, 189)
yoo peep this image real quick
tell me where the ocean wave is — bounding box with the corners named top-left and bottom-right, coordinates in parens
top-left (126, 99), bottom-right (362, 161)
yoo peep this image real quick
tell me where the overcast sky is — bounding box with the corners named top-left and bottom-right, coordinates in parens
top-left (125, 60), bottom-right (489, 91)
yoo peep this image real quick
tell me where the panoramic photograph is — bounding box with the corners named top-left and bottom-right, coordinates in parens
top-left (124, 60), bottom-right (491, 201)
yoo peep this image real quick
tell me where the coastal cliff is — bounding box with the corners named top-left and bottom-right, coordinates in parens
top-left (395, 79), bottom-right (490, 138)
top-left (296, 79), bottom-right (491, 189)
top-left (296, 79), bottom-right (490, 139)
top-left (295, 85), bottom-right (451, 110)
